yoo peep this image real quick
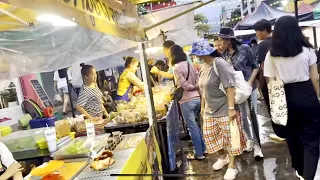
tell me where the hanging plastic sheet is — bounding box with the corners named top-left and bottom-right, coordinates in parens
top-left (165, 101), bottom-right (180, 171)
top-left (0, 3), bottom-right (196, 81)
top-left (0, 24), bottom-right (137, 81)
top-left (89, 25), bottom-right (198, 71)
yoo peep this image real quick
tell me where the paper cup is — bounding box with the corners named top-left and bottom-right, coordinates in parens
top-left (47, 140), bottom-right (57, 152)
top-left (44, 127), bottom-right (57, 152)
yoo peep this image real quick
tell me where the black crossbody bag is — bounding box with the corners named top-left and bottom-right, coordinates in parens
top-left (173, 63), bottom-right (190, 101)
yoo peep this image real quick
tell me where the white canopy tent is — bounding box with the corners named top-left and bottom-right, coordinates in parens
top-left (0, 3), bottom-right (197, 81)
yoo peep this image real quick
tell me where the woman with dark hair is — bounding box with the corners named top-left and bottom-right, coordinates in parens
top-left (54, 68), bottom-right (72, 115)
top-left (264, 16), bottom-right (320, 180)
top-left (76, 64), bottom-right (108, 120)
top-left (191, 40), bottom-right (246, 180)
top-left (115, 56), bottom-right (144, 102)
top-left (218, 27), bottom-right (263, 160)
top-left (170, 45), bottom-right (206, 160)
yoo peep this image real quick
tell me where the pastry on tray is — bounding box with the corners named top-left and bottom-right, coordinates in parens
top-left (90, 150), bottom-right (115, 171)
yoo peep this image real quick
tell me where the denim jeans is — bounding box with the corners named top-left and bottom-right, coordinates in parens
top-left (251, 89), bottom-right (258, 114)
top-left (239, 101), bottom-right (260, 146)
top-left (180, 98), bottom-right (206, 157)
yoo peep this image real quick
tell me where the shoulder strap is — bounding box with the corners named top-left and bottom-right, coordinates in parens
top-left (270, 55), bottom-right (281, 81)
top-left (213, 58), bottom-right (219, 77)
top-left (186, 63), bottom-right (190, 81)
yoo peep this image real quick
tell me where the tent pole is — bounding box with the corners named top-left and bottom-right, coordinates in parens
top-left (0, 7), bottom-right (29, 26)
top-left (144, 0), bottom-right (215, 31)
top-left (294, 0), bottom-right (299, 20)
top-left (313, 27), bottom-right (318, 49)
top-left (138, 42), bottom-right (169, 168)
top-left (138, 42), bottom-right (157, 127)
top-left (65, 74), bottom-right (75, 118)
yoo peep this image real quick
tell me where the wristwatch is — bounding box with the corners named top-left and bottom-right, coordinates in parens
top-left (228, 107), bottom-right (235, 110)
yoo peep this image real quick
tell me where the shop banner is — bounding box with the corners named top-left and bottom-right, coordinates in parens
top-left (120, 125), bottom-right (163, 180)
top-left (0, 0), bottom-right (147, 41)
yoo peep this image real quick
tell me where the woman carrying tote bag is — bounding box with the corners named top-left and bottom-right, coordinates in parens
top-left (264, 16), bottom-right (320, 180)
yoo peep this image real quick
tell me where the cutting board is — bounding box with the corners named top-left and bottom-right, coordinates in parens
top-left (59, 162), bottom-right (87, 180)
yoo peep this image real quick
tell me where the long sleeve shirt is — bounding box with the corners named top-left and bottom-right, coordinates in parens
top-left (173, 61), bottom-right (200, 104)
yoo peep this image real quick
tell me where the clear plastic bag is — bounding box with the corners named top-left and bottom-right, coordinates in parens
top-left (54, 93), bottom-right (62, 102)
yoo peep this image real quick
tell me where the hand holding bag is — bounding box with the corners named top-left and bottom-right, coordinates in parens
top-left (267, 57), bottom-right (288, 126)
top-left (173, 63), bottom-right (190, 101)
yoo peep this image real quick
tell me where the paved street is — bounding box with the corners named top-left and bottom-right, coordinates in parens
top-left (179, 100), bottom-right (320, 180)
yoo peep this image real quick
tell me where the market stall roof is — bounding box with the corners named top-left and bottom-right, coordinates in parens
top-left (0, 2), bottom-right (197, 81)
top-left (314, 2), bottom-right (320, 19)
top-left (298, 3), bottom-right (315, 14)
top-left (235, 1), bottom-right (313, 30)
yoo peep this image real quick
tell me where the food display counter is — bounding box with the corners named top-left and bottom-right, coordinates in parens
top-left (75, 132), bottom-right (147, 180)
top-left (26, 131), bottom-right (160, 180)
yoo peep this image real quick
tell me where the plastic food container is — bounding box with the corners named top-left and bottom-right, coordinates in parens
top-left (2, 128), bottom-right (47, 152)
top-left (37, 138), bottom-right (48, 149)
top-left (0, 126), bottom-right (12, 137)
top-left (30, 116), bottom-right (58, 129)
top-left (51, 133), bottom-right (110, 160)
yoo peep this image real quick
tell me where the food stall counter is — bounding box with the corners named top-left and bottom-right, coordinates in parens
top-left (75, 132), bottom-right (148, 180)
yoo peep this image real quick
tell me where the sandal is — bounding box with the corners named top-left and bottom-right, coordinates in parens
top-left (187, 154), bottom-right (205, 160)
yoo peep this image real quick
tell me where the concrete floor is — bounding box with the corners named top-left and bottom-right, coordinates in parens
top-left (179, 100), bottom-right (320, 180)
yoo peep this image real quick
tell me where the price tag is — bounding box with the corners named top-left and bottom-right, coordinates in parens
top-left (86, 123), bottom-right (95, 139)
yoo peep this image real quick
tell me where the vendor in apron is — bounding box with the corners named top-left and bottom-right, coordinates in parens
top-left (76, 64), bottom-right (109, 120)
top-left (0, 142), bottom-right (23, 180)
top-left (115, 57), bottom-right (145, 102)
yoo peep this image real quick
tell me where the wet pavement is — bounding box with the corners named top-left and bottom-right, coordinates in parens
top-left (179, 100), bottom-right (320, 180)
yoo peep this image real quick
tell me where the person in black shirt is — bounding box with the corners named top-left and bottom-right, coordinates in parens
top-left (254, 19), bottom-right (286, 139)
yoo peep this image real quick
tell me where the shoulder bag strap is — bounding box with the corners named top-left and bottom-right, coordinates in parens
top-left (186, 63), bottom-right (190, 81)
top-left (270, 56), bottom-right (281, 81)
top-left (213, 58), bottom-right (219, 77)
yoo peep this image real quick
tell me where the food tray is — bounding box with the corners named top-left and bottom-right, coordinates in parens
top-left (51, 134), bottom-right (110, 160)
top-left (2, 128), bottom-right (47, 152)
top-left (76, 149), bottom-right (134, 180)
top-left (114, 132), bottom-right (145, 150)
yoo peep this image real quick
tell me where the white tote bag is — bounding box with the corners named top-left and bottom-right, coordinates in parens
top-left (213, 59), bottom-right (252, 104)
top-left (267, 58), bottom-right (288, 126)
top-left (230, 120), bottom-right (241, 149)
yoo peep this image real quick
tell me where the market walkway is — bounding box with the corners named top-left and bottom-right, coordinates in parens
top-left (179, 100), bottom-right (320, 180)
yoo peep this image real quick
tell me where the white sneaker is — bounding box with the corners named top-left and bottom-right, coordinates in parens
top-left (213, 156), bottom-right (229, 170)
top-left (296, 171), bottom-right (304, 180)
top-left (244, 140), bottom-right (254, 152)
top-left (253, 145), bottom-right (264, 160)
top-left (224, 168), bottom-right (238, 180)
top-left (270, 133), bottom-right (286, 141)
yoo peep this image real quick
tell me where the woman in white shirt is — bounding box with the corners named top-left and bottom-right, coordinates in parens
top-left (264, 16), bottom-right (320, 180)
top-left (54, 68), bottom-right (72, 115)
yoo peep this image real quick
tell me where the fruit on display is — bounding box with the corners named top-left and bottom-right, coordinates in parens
top-left (122, 110), bottom-right (142, 123)
top-left (65, 139), bottom-right (90, 155)
top-left (110, 83), bottom-right (173, 123)
top-left (125, 136), bottom-right (143, 148)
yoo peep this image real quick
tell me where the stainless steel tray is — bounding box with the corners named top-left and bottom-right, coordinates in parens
top-left (114, 132), bottom-right (145, 150)
top-left (75, 149), bottom-right (134, 180)
top-left (51, 134), bottom-right (110, 160)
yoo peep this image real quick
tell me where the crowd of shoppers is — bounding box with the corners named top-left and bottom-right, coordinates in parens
top-left (164, 15), bottom-right (320, 180)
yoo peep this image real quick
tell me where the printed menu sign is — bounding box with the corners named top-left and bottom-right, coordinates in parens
top-left (30, 79), bottom-right (54, 108)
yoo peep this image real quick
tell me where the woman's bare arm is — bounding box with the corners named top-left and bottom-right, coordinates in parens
top-left (76, 106), bottom-right (92, 119)
top-left (310, 64), bottom-right (319, 95)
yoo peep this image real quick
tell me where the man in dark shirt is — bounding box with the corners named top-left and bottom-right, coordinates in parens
top-left (254, 19), bottom-right (286, 139)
